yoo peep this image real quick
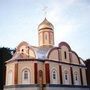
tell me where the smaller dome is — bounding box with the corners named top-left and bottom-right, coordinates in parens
top-left (38, 18), bottom-right (54, 30)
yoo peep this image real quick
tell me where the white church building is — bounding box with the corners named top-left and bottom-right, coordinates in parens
top-left (4, 18), bottom-right (89, 90)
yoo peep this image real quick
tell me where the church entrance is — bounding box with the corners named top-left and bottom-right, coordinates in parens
top-left (39, 70), bottom-right (43, 90)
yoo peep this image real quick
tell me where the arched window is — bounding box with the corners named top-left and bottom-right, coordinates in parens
top-left (64, 70), bottom-right (69, 84)
top-left (24, 70), bottom-right (28, 79)
top-left (8, 70), bottom-right (13, 85)
top-left (22, 49), bottom-right (24, 52)
top-left (44, 32), bottom-right (48, 40)
top-left (22, 69), bottom-right (30, 84)
top-left (51, 69), bottom-right (57, 84)
top-left (75, 73), bottom-right (78, 81)
top-left (53, 70), bottom-right (56, 79)
top-left (74, 72), bottom-right (79, 85)
top-left (65, 71), bottom-right (68, 80)
top-left (64, 51), bottom-right (67, 59)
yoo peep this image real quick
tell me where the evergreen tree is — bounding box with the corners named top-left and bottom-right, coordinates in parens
top-left (0, 47), bottom-right (12, 90)
top-left (85, 59), bottom-right (90, 86)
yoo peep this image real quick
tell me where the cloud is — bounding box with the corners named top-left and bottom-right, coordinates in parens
top-left (46, 0), bottom-right (77, 33)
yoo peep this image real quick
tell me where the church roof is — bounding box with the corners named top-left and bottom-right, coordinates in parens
top-left (7, 41), bottom-right (86, 66)
top-left (10, 53), bottom-right (29, 60)
top-left (8, 41), bottom-right (53, 61)
top-left (35, 46), bottom-right (53, 59)
top-left (38, 18), bottom-right (54, 30)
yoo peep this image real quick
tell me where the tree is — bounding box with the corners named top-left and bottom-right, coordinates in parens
top-left (85, 59), bottom-right (90, 86)
top-left (0, 47), bottom-right (12, 90)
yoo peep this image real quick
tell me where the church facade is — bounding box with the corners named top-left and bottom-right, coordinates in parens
top-left (4, 18), bottom-right (89, 90)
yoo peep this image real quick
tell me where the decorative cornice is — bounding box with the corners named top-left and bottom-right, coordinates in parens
top-left (6, 59), bottom-right (86, 68)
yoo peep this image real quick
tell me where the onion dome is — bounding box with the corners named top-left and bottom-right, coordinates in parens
top-left (38, 18), bottom-right (54, 30)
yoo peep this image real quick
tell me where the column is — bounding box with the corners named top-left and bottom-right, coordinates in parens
top-left (34, 63), bottom-right (38, 84)
top-left (80, 68), bottom-right (83, 85)
top-left (70, 67), bottom-right (74, 85)
top-left (59, 65), bottom-right (62, 84)
top-left (14, 63), bottom-right (18, 84)
top-left (45, 63), bottom-right (50, 84)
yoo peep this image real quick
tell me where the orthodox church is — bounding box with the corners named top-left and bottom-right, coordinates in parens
top-left (4, 18), bottom-right (89, 90)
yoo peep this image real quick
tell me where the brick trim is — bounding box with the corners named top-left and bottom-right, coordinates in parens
top-left (59, 65), bottom-right (62, 84)
top-left (14, 63), bottom-right (18, 84)
top-left (34, 63), bottom-right (38, 84)
top-left (45, 63), bottom-right (50, 84)
top-left (59, 42), bottom-right (71, 51)
top-left (70, 67), bottom-right (74, 85)
top-left (80, 68), bottom-right (83, 85)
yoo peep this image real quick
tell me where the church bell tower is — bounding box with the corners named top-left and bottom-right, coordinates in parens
top-left (38, 18), bottom-right (54, 46)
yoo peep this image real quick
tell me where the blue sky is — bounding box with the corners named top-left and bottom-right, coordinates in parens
top-left (0, 0), bottom-right (90, 60)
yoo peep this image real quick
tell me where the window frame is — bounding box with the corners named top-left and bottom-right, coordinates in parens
top-left (64, 51), bottom-right (67, 59)
top-left (64, 70), bottom-right (68, 80)
top-left (51, 69), bottom-right (57, 84)
top-left (22, 68), bottom-right (30, 84)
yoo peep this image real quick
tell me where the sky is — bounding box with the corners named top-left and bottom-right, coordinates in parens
top-left (0, 0), bottom-right (90, 60)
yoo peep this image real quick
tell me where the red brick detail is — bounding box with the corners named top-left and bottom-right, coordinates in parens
top-left (70, 67), bottom-right (74, 85)
top-left (69, 53), bottom-right (72, 63)
top-left (80, 68), bottom-right (83, 85)
top-left (59, 65), bottom-right (62, 84)
top-left (14, 63), bottom-right (18, 84)
top-left (45, 63), bottom-right (50, 84)
top-left (34, 63), bottom-right (38, 84)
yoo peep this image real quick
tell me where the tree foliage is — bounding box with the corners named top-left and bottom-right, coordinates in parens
top-left (0, 47), bottom-right (12, 90)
